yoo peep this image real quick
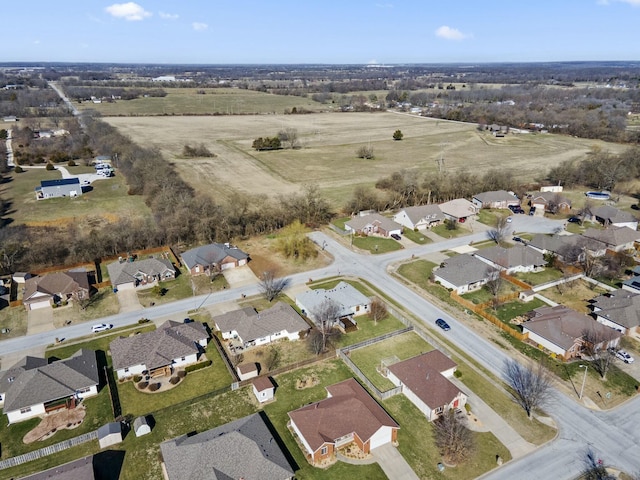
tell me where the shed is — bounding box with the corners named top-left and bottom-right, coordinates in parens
top-left (237, 362), bottom-right (259, 381)
top-left (133, 416), bottom-right (152, 437)
top-left (252, 376), bottom-right (275, 403)
top-left (98, 422), bottom-right (123, 449)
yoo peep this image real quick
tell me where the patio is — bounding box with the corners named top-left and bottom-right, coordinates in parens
top-left (23, 405), bottom-right (86, 444)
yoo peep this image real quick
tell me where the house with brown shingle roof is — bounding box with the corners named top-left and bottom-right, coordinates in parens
top-left (385, 350), bottom-right (467, 421)
top-left (287, 378), bottom-right (399, 465)
top-left (22, 270), bottom-right (90, 310)
top-left (344, 213), bottom-right (402, 238)
top-left (110, 320), bottom-right (209, 379)
top-left (0, 349), bottom-right (99, 424)
top-left (522, 305), bottom-right (621, 360)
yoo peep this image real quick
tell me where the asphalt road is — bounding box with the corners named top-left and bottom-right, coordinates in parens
top-left (2, 218), bottom-right (638, 478)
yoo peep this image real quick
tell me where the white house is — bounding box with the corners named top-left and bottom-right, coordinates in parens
top-left (393, 205), bottom-right (444, 230)
top-left (252, 376), bottom-right (275, 403)
top-left (590, 289), bottom-right (640, 336)
top-left (473, 244), bottom-right (546, 274)
top-left (296, 281), bottom-right (370, 324)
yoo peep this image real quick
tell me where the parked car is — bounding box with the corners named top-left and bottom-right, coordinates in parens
top-left (91, 323), bottom-right (113, 333)
top-left (391, 233), bottom-right (401, 240)
top-left (568, 217), bottom-right (581, 223)
top-left (615, 349), bottom-right (634, 364)
top-left (506, 216), bottom-right (513, 223)
top-left (435, 318), bottom-right (451, 331)
top-left (513, 236), bottom-right (523, 243)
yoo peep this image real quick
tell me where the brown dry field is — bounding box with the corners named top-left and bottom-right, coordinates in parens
top-left (105, 112), bottom-right (630, 208)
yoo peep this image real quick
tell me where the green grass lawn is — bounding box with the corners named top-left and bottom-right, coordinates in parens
top-left (0, 305), bottom-right (28, 339)
top-left (352, 236), bottom-right (402, 254)
top-left (334, 315), bottom-right (406, 349)
top-left (117, 343), bottom-right (232, 417)
top-left (402, 228), bottom-right (431, 244)
top-left (331, 216), bottom-right (350, 231)
top-left (461, 282), bottom-right (519, 305)
top-left (513, 268), bottom-right (565, 286)
top-left (431, 223), bottom-right (470, 238)
top-left (397, 259), bottom-right (438, 291)
top-left (494, 298), bottom-right (546, 323)
top-left (136, 270), bottom-right (194, 307)
top-left (349, 332), bottom-right (434, 391)
top-left (476, 209), bottom-right (503, 226)
top-left (52, 287), bottom-right (120, 325)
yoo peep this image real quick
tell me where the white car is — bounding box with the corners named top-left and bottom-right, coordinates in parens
top-left (506, 217), bottom-right (513, 223)
top-left (616, 349), bottom-right (634, 364)
top-left (91, 323), bottom-right (113, 333)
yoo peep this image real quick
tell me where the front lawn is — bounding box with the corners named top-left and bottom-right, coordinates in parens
top-left (397, 259), bottom-right (438, 291)
top-left (431, 223), bottom-right (470, 238)
top-left (352, 236), bottom-right (402, 254)
top-left (402, 228), bottom-right (431, 245)
top-left (0, 306), bottom-right (27, 339)
top-left (136, 269), bottom-right (193, 306)
top-left (52, 287), bottom-right (120, 326)
top-left (332, 216), bottom-right (350, 231)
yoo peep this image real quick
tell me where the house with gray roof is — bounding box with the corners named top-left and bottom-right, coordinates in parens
top-left (581, 226), bottom-right (640, 254)
top-left (110, 320), bottom-right (209, 379)
top-left (432, 254), bottom-right (494, 294)
top-left (393, 204), bottom-right (444, 230)
top-left (296, 281), bottom-right (370, 325)
top-left (474, 244), bottom-right (546, 274)
top-left (438, 198), bottom-right (479, 222)
top-left (107, 257), bottom-right (176, 290)
top-left (212, 302), bottom-right (310, 349)
top-left (472, 190), bottom-right (520, 210)
top-left (522, 305), bottom-right (621, 360)
top-left (0, 349), bottom-right (99, 424)
top-left (530, 192), bottom-right (572, 214)
top-left (19, 455), bottom-right (97, 480)
top-left (590, 289), bottom-right (640, 336)
top-left (592, 206), bottom-right (638, 230)
top-left (181, 242), bottom-right (249, 276)
top-left (22, 270), bottom-right (91, 310)
top-left (344, 213), bottom-right (402, 237)
top-left (160, 413), bottom-right (294, 480)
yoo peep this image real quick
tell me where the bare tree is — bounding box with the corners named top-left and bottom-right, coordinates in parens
top-left (488, 215), bottom-right (510, 244)
top-left (265, 345), bottom-right (281, 371)
top-left (581, 448), bottom-right (616, 480)
top-left (278, 127), bottom-right (299, 149)
top-left (484, 267), bottom-right (503, 310)
top-left (581, 328), bottom-right (617, 379)
top-left (356, 144), bottom-right (375, 159)
top-left (368, 297), bottom-right (388, 325)
top-left (504, 359), bottom-right (553, 418)
top-left (259, 270), bottom-right (289, 302)
top-left (433, 410), bottom-right (475, 465)
top-left (309, 299), bottom-right (342, 354)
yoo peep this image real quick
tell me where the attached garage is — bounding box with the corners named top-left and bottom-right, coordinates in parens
top-left (28, 299), bottom-right (51, 310)
top-left (369, 426), bottom-right (394, 450)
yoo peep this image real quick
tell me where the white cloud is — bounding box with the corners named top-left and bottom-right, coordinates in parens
top-left (159, 11), bottom-right (179, 20)
top-left (598, 0), bottom-right (640, 5)
top-left (105, 2), bottom-right (152, 21)
top-left (192, 22), bottom-right (208, 31)
top-left (435, 25), bottom-right (469, 41)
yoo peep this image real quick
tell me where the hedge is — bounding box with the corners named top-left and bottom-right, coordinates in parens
top-left (184, 360), bottom-right (212, 373)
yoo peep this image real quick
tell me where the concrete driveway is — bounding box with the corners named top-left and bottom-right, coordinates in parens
top-left (371, 444), bottom-right (419, 480)
top-left (223, 265), bottom-right (259, 289)
top-left (116, 289), bottom-right (143, 313)
top-left (27, 307), bottom-right (55, 335)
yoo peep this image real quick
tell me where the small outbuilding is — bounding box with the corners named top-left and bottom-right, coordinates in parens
top-left (98, 422), bottom-right (123, 449)
top-left (252, 376), bottom-right (275, 403)
top-left (133, 416), bottom-right (152, 437)
top-left (237, 362), bottom-right (259, 381)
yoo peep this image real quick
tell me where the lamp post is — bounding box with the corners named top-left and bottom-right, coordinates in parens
top-left (579, 364), bottom-right (588, 400)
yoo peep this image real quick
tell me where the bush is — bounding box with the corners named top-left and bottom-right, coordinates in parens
top-left (138, 381), bottom-right (148, 389)
top-left (177, 370), bottom-right (187, 378)
top-left (45, 162), bottom-right (55, 171)
top-left (185, 360), bottom-right (212, 373)
top-left (138, 318), bottom-right (150, 324)
top-left (148, 382), bottom-right (160, 392)
top-left (169, 376), bottom-right (180, 385)
top-left (67, 159), bottom-right (76, 167)
top-left (453, 369), bottom-right (462, 378)
top-left (14, 165), bottom-right (24, 173)
top-left (133, 375), bottom-right (142, 382)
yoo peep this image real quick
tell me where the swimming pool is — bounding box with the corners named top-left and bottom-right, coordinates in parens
top-left (585, 191), bottom-right (611, 200)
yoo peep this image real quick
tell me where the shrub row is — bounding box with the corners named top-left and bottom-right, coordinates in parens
top-left (184, 360), bottom-right (212, 373)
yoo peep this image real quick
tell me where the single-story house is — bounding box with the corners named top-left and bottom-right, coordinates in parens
top-left (590, 289), bottom-right (640, 336)
top-left (344, 213), bottom-right (402, 237)
top-left (181, 242), bottom-right (249, 275)
top-left (439, 198), bottom-right (479, 222)
top-left (522, 305), bottom-right (621, 360)
top-left (212, 302), bottom-right (310, 349)
top-left (622, 265), bottom-right (640, 294)
top-left (22, 270), bottom-right (91, 310)
top-left (160, 413), bottom-right (294, 480)
top-left (3, 115), bottom-right (18, 122)
top-left (12, 272), bottom-right (31, 284)
top-left (107, 257), bottom-right (176, 290)
top-left (530, 192), bottom-right (572, 214)
top-left (288, 378), bottom-right (399, 465)
top-left (385, 351), bottom-right (467, 421)
top-left (252, 376), bottom-right (275, 403)
top-left (0, 349), bottom-right (99, 424)
top-left (432, 254), bottom-right (495, 294)
top-left (19, 455), bottom-right (97, 480)
top-left (472, 190), bottom-right (520, 210)
top-left (134, 416), bottom-right (152, 437)
top-left (237, 362), bottom-right (259, 381)
top-left (592, 206), bottom-right (638, 230)
top-left (296, 281), bottom-right (370, 328)
top-left (473, 244), bottom-right (546, 274)
top-left (98, 422), bottom-right (123, 449)
top-left (35, 178), bottom-right (82, 200)
top-left (110, 320), bottom-right (209, 379)
top-left (393, 205), bottom-right (444, 230)
top-left (581, 226), bottom-right (640, 254)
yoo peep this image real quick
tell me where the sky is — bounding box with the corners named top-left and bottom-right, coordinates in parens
top-left (3, 0), bottom-right (640, 64)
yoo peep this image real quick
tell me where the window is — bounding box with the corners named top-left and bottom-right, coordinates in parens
top-left (435, 406), bottom-right (443, 414)
top-left (320, 446), bottom-right (328, 455)
top-left (195, 266), bottom-right (200, 273)
top-left (76, 387), bottom-right (91, 394)
top-left (20, 407), bottom-right (32, 414)
top-left (124, 368), bottom-right (129, 373)
top-left (181, 357), bottom-right (186, 361)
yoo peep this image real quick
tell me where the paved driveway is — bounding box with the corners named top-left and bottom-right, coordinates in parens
top-left (116, 289), bottom-right (143, 313)
top-left (371, 444), bottom-right (419, 480)
top-left (27, 307), bottom-right (55, 335)
top-left (223, 265), bottom-right (259, 288)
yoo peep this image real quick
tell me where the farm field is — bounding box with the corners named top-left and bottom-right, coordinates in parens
top-left (104, 111), bottom-right (629, 208)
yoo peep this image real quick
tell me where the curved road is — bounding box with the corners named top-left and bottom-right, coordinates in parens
top-left (1, 222), bottom-right (638, 478)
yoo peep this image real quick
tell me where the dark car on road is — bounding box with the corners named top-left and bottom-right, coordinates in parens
top-left (435, 318), bottom-right (451, 331)
top-left (391, 233), bottom-right (401, 240)
top-left (568, 217), bottom-right (581, 223)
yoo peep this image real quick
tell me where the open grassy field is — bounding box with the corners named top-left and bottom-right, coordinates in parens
top-left (77, 87), bottom-right (327, 116)
top-left (104, 112), bottom-right (629, 208)
top-left (1, 167), bottom-right (151, 226)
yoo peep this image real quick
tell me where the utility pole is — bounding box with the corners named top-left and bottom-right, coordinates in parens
top-left (579, 364), bottom-right (588, 400)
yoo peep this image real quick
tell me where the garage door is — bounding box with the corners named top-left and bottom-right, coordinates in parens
top-left (369, 426), bottom-right (391, 450)
top-left (221, 262), bottom-right (236, 271)
top-left (29, 300), bottom-right (51, 310)
top-left (116, 282), bottom-right (135, 291)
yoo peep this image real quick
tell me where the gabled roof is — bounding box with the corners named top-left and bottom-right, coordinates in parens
top-left (19, 455), bottom-right (96, 480)
top-left (474, 244), bottom-right (546, 270)
top-left (212, 302), bottom-right (309, 343)
top-left (592, 206), bottom-right (637, 225)
top-left (252, 376), bottom-right (274, 393)
top-left (396, 205), bottom-right (444, 225)
top-left (473, 190), bottom-right (519, 204)
top-left (0, 349), bottom-right (99, 412)
top-left (387, 351), bottom-right (463, 409)
top-left (296, 281), bottom-right (370, 320)
top-left (581, 226), bottom-right (640, 248)
top-left (40, 178), bottom-right (80, 188)
top-left (523, 306), bottom-right (621, 351)
top-left (345, 213), bottom-right (402, 233)
top-left (110, 320), bottom-right (208, 371)
top-left (288, 378), bottom-right (398, 453)
top-left (106, 257), bottom-right (175, 287)
top-left (433, 254), bottom-right (492, 288)
top-left (439, 198), bottom-right (478, 219)
top-left (181, 243), bottom-right (249, 269)
top-left (530, 192), bottom-right (571, 206)
top-left (160, 413), bottom-right (294, 480)
top-left (591, 289), bottom-right (640, 329)
top-left (23, 271), bottom-right (90, 302)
